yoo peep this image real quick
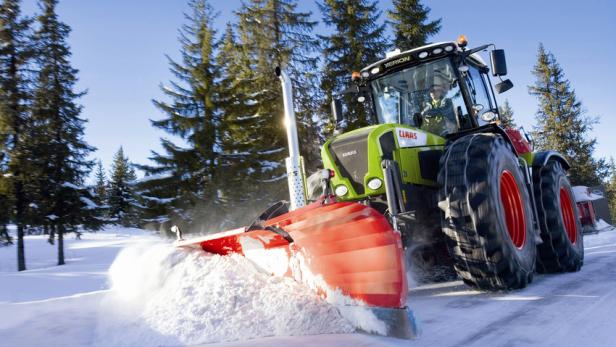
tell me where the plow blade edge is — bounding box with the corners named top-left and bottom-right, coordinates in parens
top-left (177, 201), bottom-right (418, 339)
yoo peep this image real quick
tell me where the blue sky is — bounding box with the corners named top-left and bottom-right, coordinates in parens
top-left (20, 0), bottom-right (616, 179)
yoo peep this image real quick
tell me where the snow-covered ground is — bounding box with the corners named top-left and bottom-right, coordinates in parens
top-left (1, 226), bottom-right (616, 346)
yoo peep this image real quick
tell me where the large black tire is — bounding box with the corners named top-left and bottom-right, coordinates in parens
top-left (438, 133), bottom-right (536, 290)
top-left (533, 160), bottom-right (584, 272)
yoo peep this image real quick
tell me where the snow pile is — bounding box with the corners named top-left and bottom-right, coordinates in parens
top-left (595, 219), bottom-right (615, 232)
top-left (95, 242), bottom-right (353, 346)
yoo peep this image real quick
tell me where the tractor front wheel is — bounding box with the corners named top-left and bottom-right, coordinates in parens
top-left (438, 133), bottom-right (536, 290)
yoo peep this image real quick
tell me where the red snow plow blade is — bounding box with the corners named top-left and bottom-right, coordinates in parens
top-left (177, 201), bottom-right (418, 339)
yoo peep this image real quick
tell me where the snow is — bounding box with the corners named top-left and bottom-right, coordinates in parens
top-left (595, 219), bottom-right (615, 232)
top-left (136, 173), bottom-right (173, 184)
top-left (80, 196), bottom-right (99, 210)
top-left (140, 195), bottom-right (176, 203)
top-left (2, 227), bottom-right (616, 346)
top-left (0, 226), bottom-right (350, 346)
top-left (573, 185), bottom-right (604, 202)
top-left (61, 181), bottom-right (82, 190)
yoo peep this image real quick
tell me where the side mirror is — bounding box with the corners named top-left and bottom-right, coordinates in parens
top-left (331, 98), bottom-right (343, 123)
top-left (490, 49), bottom-right (508, 76)
top-left (495, 79), bottom-right (514, 94)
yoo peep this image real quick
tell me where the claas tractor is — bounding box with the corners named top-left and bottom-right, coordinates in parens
top-left (321, 36), bottom-right (583, 290)
top-left (178, 37), bottom-right (584, 339)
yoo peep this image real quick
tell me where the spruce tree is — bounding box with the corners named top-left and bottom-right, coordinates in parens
top-left (94, 160), bottom-right (107, 205)
top-left (0, 0), bottom-right (33, 270)
top-left (499, 99), bottom-right (517, 129)
top-left (529, 44), bottom-right (606, 186)
top-left (213, 23), bottom-right (257, 227)
top-left (387, 0), bottom-right (441, 51)
top-left (30, 0), bottom-right (94, 265)
top-left (605, 159), bottom-right (616, 222)
top-left (0, 173), bottom-right (11, 245)
top-left (107, 147), bottom-right (139, 227)
top-left (319, 0), bottom-right (388, 131)
top-left (215, 0), bottom-right (321, 225)
top-left (137, 0), bottom-right (222, 233)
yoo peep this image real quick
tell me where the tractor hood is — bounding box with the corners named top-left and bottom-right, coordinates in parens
top-left (322, 124), bottom-right (445, 200)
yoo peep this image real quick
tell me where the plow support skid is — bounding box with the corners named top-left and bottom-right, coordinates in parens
top-left (177, 201), bottom-right (418, 339)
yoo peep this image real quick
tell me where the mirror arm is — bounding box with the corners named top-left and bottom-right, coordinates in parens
top-left (461, 44), bottom-right (494, 59)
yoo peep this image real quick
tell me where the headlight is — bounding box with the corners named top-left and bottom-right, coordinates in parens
top-left (418, 51), bottom-right (429, 59)
top-left (367, 178), bottom-right (383, 190)
top-left (481, 111), bottom-right (497, 122)
top-left (334, 185), bottom-right (348, 197)
top-left (432, 47), bottom-right (443, 55)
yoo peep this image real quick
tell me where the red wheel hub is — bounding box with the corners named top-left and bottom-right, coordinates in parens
top-left (559, 187), bottom-right (577, 244)
top-left (499, 170), bottom-right (526, 249)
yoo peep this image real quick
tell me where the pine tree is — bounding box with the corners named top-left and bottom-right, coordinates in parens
top-left (107, 147), bottom-right (140, 227)
top-left (137, 0), bottom-right (222, 233)
top-left (213, 23), bottom-right (257, 227)
top-left (0, 172), bottom-right (11, 245)
top-left (529, 44), bottom-right (607, 186)
top-left (387, 0), bottom-right (441, 51)
top-left (499, 99), bottom-right (517, 129)
top-left (0, 0), bottom-right (33, 269)
top-left (30, 0), bottom-right (94, 265)
top-left (605, 159), bottom-right (616, 222)
top-left (94, 160), bottom-right (107, 205)
top-left (319, 0), bottom-right (388, 131)
top-left (214, 0), bottom-right (322, 225)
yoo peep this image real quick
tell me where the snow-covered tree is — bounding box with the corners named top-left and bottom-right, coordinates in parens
top-left (107, 147), bottom-right (140, 227)
top-left (94, 160), bottom-right (107, 204)
top-left (137, 0), bottom-right (224, 233)
top-left (387, 0), bottom-right (441, 51)
top-left (605, 159), bottom-right (616, 222)
top-left (29, 0), bottom-right (95, 265)
top-left (0, 173), bottom-right (11, 245)
top-left (215, 0), bottom-right (322, 227)
top-left (529, 44), bottom-right (607, 186)
top-left (319, 0), bottom-right (388, 132)
top-left (0, 0), bottom-right (33, 269)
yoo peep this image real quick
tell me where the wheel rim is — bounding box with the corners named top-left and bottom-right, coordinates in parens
top-left (499, 170), bottom-right (526, 249)
top-left (559, 187), bottom-right (577, 244)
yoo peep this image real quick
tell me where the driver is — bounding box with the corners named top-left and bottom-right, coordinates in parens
top-left (419, 75), bottom-right (457, 136)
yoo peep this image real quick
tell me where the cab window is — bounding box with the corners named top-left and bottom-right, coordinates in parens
top-left (371, 58), bottom-right (466, 137)
top-left (463, 64), bottom-right (494, 126)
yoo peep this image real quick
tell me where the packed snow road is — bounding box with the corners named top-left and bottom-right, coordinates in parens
top-left (1, 227), bottom-right (615, 346)
top-left (205, 230), bottom-right (616, 347)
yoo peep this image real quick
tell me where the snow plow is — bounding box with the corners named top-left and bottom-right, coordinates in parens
top-left (178, 37), bottom-right (584, 339)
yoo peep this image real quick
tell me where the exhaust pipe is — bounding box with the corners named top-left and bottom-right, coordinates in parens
top-left (276, 67), bottom-right (306, 211)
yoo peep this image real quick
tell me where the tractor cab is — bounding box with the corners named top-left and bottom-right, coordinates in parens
top-left (334, 37), bottom-right (513, 137)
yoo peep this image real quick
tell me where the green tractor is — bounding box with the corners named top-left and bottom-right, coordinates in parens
top-left (319, 37), bottom-right (584, 290)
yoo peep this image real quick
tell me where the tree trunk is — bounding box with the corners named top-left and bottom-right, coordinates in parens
top-left (57, 225), bottom-right (65, 265)
top-left (48, 224), bottom-right (55, 245)
top-left (0, 225), bottom-right (11, 245)
top-left (17, 224), bottom-right (25, 271)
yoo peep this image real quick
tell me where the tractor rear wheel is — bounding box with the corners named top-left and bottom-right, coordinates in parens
top-left (533, 160), bottom-right (584, 272)
top-left (438, 133), bottom-right (536, 290)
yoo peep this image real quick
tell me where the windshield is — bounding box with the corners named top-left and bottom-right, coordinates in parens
top-left (370, 58), bottom-right (465, 137)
